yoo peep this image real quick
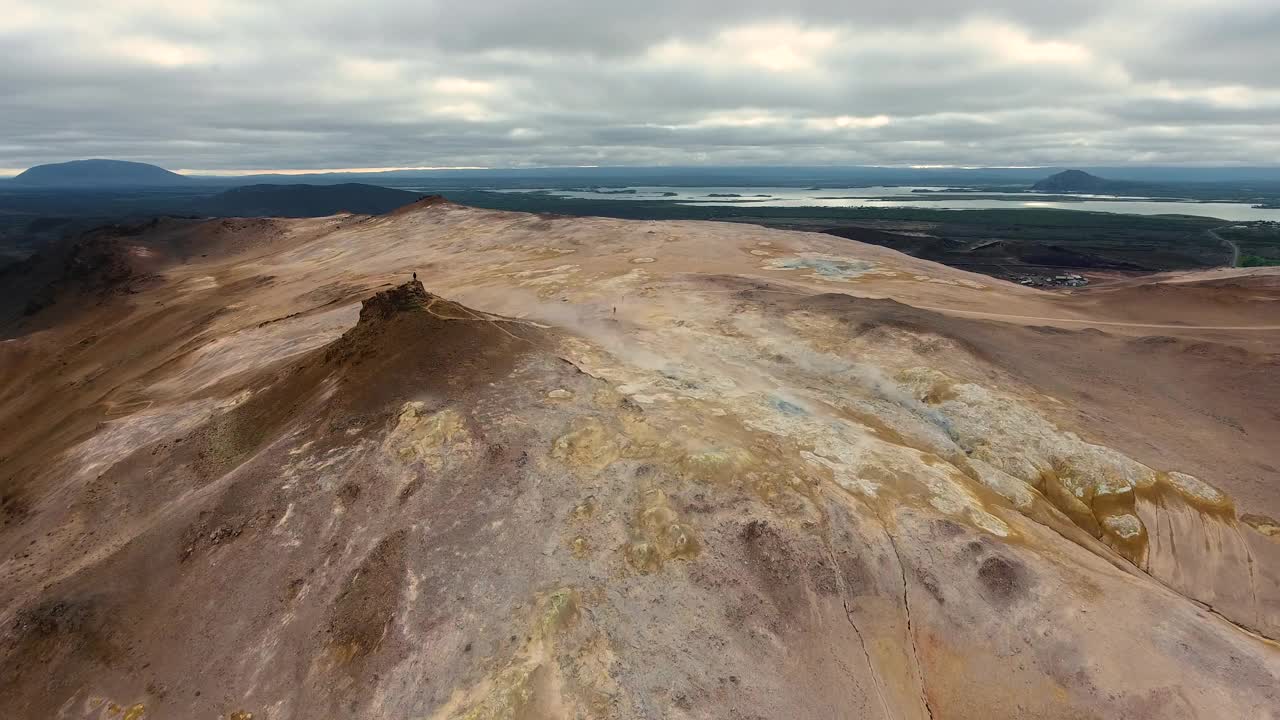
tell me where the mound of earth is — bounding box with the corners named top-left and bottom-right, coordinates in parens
top-left (1032, 169), bottom-right (1109, 194)
top-left (0, 201), bottom-right (1277, 719)
top-left (198, 183), bottom-right (429, 217)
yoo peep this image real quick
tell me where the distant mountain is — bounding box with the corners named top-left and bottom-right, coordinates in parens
top-left (12, 159), bottom-right (190, 187)
top-left (1031, 170), bottom-right (1109, 194)
top-left (1028, 167), bottom-right (1280, 202)
top-left (197, 183), bottom-right (426, 217)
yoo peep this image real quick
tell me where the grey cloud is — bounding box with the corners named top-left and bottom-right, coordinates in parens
top-left (283, 0), bottom-right (1111, 58)
top-left (1110, 5), bottom-right (1280, 88)
top-left (1, 0), bottom-right (1277, 171)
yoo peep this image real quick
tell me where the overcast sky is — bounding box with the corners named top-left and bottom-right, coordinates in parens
top-left (3, 0), bottom-right (1279, 173)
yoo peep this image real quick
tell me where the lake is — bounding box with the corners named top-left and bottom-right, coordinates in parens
top-left (494, 186), bottom-right (1280, 222)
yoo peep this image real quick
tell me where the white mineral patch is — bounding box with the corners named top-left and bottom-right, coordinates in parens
top-left (968, 459), bottom-right (1036, 509)
top-left (1165, 471), bottom-right (1226, 504)
top-left (969, 510), bottom-right (1012, 537)
top-left (180, 275), bottom-right (219, 292)
top-left (155, 303), bottom-right (358, 393)
top-left (513, 264), bottom-right (580, 287)
top-left (897, 366), bottom-right (1157, 498)
top-left (801, 451), bottom-right (879, 497)
top-left (631, 393), bottom-right (673, 404)
top-left (595, 268), bottom-right (648, 292)
top-left (64, 394), bottom-right (247, 481)
top-left (1102, 514), bottom-right (1144, 539)
top-left (765, 254), bottom-right (875, 281)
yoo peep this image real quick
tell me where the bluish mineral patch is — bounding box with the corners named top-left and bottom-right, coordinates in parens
top-left (775, 257), bottom-right (874, 279)
top-left (771, 397), bottom-right (808, 415)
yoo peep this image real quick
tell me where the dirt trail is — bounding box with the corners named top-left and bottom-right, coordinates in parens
top-left (1208, 228), bottom-right (1241, 267)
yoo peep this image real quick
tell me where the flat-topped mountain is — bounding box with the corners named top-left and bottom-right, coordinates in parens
top-left (11, 159), bottom-right (190, 187)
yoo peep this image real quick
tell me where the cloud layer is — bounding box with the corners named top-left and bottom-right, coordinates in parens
top-left (3, 0), bottom-right (1278, 171)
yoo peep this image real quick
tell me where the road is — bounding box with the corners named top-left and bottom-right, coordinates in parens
top-left (1208, 228), bottom-right (1240, 267)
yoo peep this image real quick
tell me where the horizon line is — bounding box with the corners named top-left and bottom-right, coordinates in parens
top-left (8, 162), bottom-right (1280, 179)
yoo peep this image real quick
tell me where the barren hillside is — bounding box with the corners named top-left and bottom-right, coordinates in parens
top-left (1, 201), bottom-right (1277, 719)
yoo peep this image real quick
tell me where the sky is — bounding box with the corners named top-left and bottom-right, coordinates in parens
top-left (2, 0), bottom-right (1279, 174)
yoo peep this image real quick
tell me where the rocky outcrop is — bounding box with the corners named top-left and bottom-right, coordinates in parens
top-left (358, 279), bottom-right (432, 321)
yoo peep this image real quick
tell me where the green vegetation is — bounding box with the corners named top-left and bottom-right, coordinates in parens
top-left (1217, 224), bottom-right (1280, 265)
top-left (1241, 255), bottom-right (1280, 267)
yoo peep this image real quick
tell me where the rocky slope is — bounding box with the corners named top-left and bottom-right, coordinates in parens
top-left (1, 202), bottom-right (1277, 719)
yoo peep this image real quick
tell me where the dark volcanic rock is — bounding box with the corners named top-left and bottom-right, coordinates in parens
top-left (358, 280), bottom-right (432, 322)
